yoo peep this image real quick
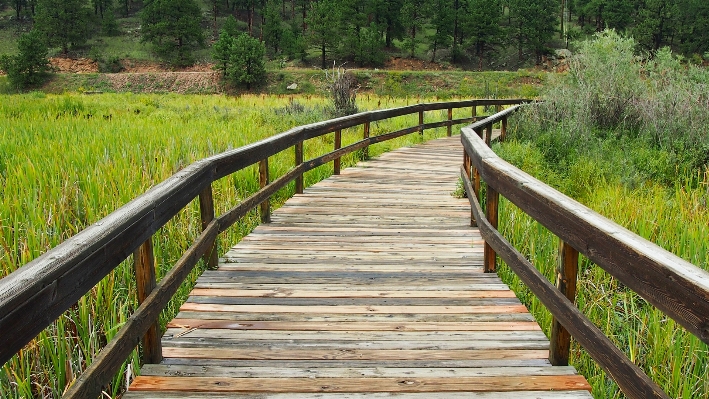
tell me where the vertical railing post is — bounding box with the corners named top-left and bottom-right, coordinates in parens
top-left (259, 158), bottom-right (270, 223)
top-left (484, 185), bottom-right (499, 273)
top-left (549, 240), bottom-right (580, 366)
top-left (334, 129), bottom-right (342, 175)
top-left (419, 110), bottom-right (424, 136)
top-left (447, 108), bottom-right (453, 137)
top-left (472, 103), bottom-right (477, 121)
top-left (295, 141), bottom-right (304, 194)
top-left (495, 104), bottom-right (502, 114)
top-left (363, 121), bottom-right (370, 159)
top-left (198, 184), bottom-right (218, 269)
top-left (464, 151), bottom-right (477, 227)
top-left (501, 116), bottom-right (508, 142)
top-left (133, 238), bottom-right (161, 364)
top-left (485, 124), bottom-right (493, 146)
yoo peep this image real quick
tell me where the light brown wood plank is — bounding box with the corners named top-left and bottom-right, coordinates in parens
top-left (179, 304), bottom-right (529, 314)
top-left (129, 375), bottom-right (591, 392)
top-left (167, 319), bottom-right (541, 331)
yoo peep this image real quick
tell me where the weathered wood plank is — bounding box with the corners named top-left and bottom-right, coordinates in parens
top-left (129, 375), bottom-right (590, 393)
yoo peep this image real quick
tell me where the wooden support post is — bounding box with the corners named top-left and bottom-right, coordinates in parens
top-left (549, 240), bottom-right (580, 366)
top-left (334, 130), bottom-right (342, 175)
top-left (472, 104), bottom-right (477, 121)
top-left (133, 238), bottom-right (161, 364)
top-left (485, 124), bottom-right (493, 146)
top-left (295, 141), bottom-right (304, 194)
top-left (484, 186), bottom-right (499, 273)
top-left (419, 110), bottom-right (424, 136)
top-left (463, 151), bottom-right (471, 179)
top-left (473, 167), bottom-right (481, 203)
top-left (464, 151), bottom-right (477, 227)
top-left (198, 184), bottom-right (218, 269)
top-left (363, 122), bottom-right (370, 159)
top-left (501, 116), bottom-right (508, 142)
top-left (496, 104), bottom-right (502, 113)
top-left (259, 158), bottom-right (270, 223)
top-left (447, 108), bottom-right (453, 137)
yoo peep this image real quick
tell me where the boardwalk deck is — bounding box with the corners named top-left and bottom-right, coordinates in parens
top-left (125, 136), bottom-right (592, 398)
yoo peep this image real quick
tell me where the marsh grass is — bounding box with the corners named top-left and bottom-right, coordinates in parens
top-left (0, 92), bottom-right (474, 397)
top-left (494, 30), bottom-right (709, 398)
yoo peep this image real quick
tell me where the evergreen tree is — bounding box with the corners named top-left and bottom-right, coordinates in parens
top-left (0, 29), bottom-right (50, 89)
top-left (263, 0), bottom-right (284, 53)
top-left (34, 0), bottom-right (91, 54)
top-left (227, 32), bottom-right (266, 89)
top-left (462, 0), bottom-right (504, 68)
top-left (401, 0), bottom-right (428, 58)
top-left (337, 0), bottom-right (369, 64)
top-left (213, 29), bottom-right (235, 75)
top-left (141, 0), bottom-right (205, 66)
top-left (281, 23), bottom-right (308, 61)
top-left (428, 0), bottom-right (454, 62)
top-left (677, 0), bottom-right (709, 56)
top-left (306, 0), bottom-right (341, 69)
top-left (633, 0), bottom-right (679, 50)
top-left (509, 0), bottom-right (557, 63)
top-left (370, 0), bottom-right (404, 47)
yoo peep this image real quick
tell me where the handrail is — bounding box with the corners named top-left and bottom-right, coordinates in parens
top-left (0, 98), bottom-right (529, 398)
top-left (461, 106), bottom-right (709, 399)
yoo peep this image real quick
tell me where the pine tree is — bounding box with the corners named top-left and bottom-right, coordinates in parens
top-left (509, 0), bottom-right (557, 63)
top-left (34, 0), bottom-right (91, 54)
top-left (462, 0), bottom-right (504, 69)
top-left (263, 0), bottom-right (284, 54)
top-left (141, 0), bottom-right (205, 66)
top-left (0, 29), bottom-right (50, 89)
top-left (401, 0), bottom-right (427, 58)
top-left (428, 0), bottom-right (454, 62)
top-left (227, 33), bottom-right (266, 89)
top-left (306, 0), bottom-right (341, 69)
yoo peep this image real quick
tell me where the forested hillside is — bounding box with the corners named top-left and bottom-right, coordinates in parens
top-left (1, 0), bottom-right (707, 73)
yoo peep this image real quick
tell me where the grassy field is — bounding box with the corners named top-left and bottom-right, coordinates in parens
top-left (0, 92), bottom-right (483, 398)
top-left (491, 32), bottom-right (709, 398)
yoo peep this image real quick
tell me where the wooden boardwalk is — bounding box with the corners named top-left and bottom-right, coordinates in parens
top-left (125, 136), bottom-right (592, 398)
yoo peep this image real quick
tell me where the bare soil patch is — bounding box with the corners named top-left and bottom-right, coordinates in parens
top-left (49, 57), bottom-right (99, 73)
top-left (384, 57), bottom-right (451, 71)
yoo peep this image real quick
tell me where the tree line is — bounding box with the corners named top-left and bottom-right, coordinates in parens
top-left (1, 0), bottom-right (708, 89)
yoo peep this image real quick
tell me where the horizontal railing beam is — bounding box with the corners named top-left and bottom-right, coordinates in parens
top-left (462, 124), bottom-right (709, 345)
top-left (459, 166), bottom-right (669, 399)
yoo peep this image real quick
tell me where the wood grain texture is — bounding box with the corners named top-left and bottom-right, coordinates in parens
top-left (127, 136), bottom-right (589, 397)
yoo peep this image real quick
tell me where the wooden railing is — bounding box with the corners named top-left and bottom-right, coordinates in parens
top-left (0, 99), bottom-right (528, 398)
top-left (461, 105), bottom-right (709, 399)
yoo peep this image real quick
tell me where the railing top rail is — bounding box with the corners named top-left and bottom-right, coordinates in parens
top-left (461, 117), bottom-right (709, 344)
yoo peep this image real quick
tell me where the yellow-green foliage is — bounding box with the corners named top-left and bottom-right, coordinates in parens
top-left (0, 92), bottom-right (473, 397)
top-left (494, 140), bottom-right (709, 398)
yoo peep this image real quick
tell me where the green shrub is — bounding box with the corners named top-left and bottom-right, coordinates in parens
top-left (0, 30), bottom-right (51, 90)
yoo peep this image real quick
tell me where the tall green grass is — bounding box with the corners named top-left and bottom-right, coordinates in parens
top-left (495, 30), bottom-right (709, 398)
top-left (0, 92), bottom-right (473, 397)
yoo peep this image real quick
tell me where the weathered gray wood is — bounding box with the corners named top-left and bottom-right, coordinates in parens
top-left (484, 186), bottom-right (498, 273)
top-left (462, 125), bottom-right (709, 345)
top-left (259, 159), bottom-right (270, 223)
top-left (64, 220), bottom-right (220, 399)
top-left (294, 142), bottom-right (304, 194)
top-left (460, 166), bottom-right (669, 399)
top-left (198, 184), bottom-right (218, 269)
